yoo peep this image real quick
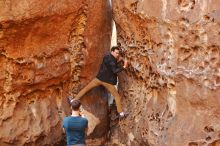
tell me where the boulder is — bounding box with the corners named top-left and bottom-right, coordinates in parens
top-left (0, 0), bottom-right (112, 145)
top-left (111, 0), bottom-right (220, 145)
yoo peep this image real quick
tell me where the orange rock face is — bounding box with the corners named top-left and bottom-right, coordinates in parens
top-left (0, 0), bottom-right (112, 145)
top-left (111, 0), bottom-right (220, 145)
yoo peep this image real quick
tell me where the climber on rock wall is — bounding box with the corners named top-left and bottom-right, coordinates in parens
top-left (69, 46), bottom-right (128, 119)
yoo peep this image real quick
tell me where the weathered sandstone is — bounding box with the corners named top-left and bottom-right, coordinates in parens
top-left (111, 0), bottom-right (220, 145)
top-left (0, 0), bottom-right (112, 145)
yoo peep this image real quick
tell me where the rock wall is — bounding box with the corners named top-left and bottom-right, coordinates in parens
top-left (0, 0), bottom-right (112, 145)
top-left (111, 0), bottom-right (220, 146)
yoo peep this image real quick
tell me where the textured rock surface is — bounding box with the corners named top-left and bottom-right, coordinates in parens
top-left (111, 0), bottom-right (220, 146)
top-left (0, 0), bottom-right (112, 145)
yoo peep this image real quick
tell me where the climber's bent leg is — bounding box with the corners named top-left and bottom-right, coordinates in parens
top-left (101, 82), bottom-right (123, 113)
top-left (74, 78), bottom-right (101, 100)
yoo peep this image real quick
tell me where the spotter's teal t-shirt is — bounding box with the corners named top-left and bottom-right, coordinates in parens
top-left (63, 116), bottom-right (88, 145)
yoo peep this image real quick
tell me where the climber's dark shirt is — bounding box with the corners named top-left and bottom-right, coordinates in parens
top-left (96, 54), bottom-right (124, 85)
